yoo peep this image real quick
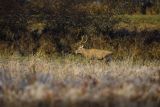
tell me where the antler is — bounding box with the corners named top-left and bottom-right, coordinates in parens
top-left (81, 35), bottom-right (88, 44)
top-left (76, 35), bottom-right (88, 47)
top-left (74, 34), bottom-right (88, 53)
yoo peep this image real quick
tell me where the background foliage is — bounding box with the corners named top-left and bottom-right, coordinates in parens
top-left (0, 0), bottom-right (159, 59)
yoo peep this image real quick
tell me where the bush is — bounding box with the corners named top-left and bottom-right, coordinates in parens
top-left (0, 0), bottom-right (159, 59)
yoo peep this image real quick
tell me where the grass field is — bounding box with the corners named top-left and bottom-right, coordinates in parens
top-left (0, 14), bottom-right (160, 107)
top-left (126, 15), bottom-right (160, 24)
top-left (0, 0), bottom-right (160, 106)
top-left (0, 55), bottom-right (159, 107)
top-left (114, 15), bottom-right (160, 31)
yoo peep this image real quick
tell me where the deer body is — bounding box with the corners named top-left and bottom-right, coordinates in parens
top-left (75, 46), bottom-right (113, 60)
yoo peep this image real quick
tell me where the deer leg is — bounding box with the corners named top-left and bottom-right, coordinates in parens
top-left (105, 55), bottom-right (112, 63)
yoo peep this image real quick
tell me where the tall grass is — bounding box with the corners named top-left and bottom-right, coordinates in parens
top-left (0, 56), bottom-right (159, 107)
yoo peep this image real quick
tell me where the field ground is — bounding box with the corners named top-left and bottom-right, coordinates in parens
top-left (115, 15), bottom-right (160, 31)
top-left (0, 55), bottom-right (159, 107)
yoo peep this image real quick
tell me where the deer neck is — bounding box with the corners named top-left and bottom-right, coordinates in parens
top-left (79, 48), bottom-right (87, 54)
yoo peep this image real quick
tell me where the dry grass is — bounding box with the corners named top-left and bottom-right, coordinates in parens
top-left (0, 55), bottom-right (159, 107)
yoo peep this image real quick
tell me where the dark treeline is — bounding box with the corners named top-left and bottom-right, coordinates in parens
top-left (0, 0), bottom-right (159, 59)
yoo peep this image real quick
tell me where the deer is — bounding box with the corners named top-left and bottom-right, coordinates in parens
top-left (75, 35), bottom-right (113, 62)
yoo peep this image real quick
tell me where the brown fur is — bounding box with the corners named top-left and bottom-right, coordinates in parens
top-left (75, 46), bottom-right (113, 60)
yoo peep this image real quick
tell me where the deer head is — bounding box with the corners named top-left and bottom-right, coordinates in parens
top-left (75, 45), bottom-right (85, 54)
top-left (75, 35), bottom-right (88, 54)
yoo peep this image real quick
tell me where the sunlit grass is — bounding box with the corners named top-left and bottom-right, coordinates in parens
top-left (126, 15), bottom-right (160, 24)
top-left (115, 15), bottom-right (160, 31)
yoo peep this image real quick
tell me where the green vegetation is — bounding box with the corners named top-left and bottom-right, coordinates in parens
top-left (114, 15), bottom-right (160, 31)
top-left (127, 15), bottom-right (160, 24)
